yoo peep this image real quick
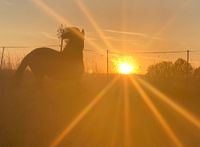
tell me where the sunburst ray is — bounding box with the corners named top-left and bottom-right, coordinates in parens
top-left (130, 77), bottom-right (183, 147)
top-left (121, 0), bottom-right (128, 51)
top-left (110, 88), bottom-right (123, 147)
top-left (145, 0), bottom-right (191, 49)
top-left (31, 0), bottom-right (71, 25)
top-left (30, 0), bottom-right (102, 53)
top-left (123, 77), bottom-right (131, 147)
top-left (137, 77), bottom-right (200, 129)
top-left (76, 0), bottom-right (115, 51)
top-left (50, 77), bottom-right (118, 147)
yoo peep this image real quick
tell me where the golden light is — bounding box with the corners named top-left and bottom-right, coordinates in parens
top-left (123, 78), bottom-right (132, 147)
top-left (76, 0), bottom-right (115, 51)
top-left (137, 77), bottom-right (200, 129)
top-left (50, 77), bottom-right (118, 147)
top-left (113, 56), bottom-right (138, 74)
top-left (30, 0), bottom-right (103, 54)
top-left (130, 77), bottom-right (183, 147)
top-left (118, 62), bottom-right (134, 75)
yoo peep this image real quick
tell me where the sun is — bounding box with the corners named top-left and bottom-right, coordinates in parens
top-left (112, 56), bottom-right (138, 75)
top-left (118, 62), bottom-right (134, 74)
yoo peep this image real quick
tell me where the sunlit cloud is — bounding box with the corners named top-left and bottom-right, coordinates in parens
top-left (137, 77), bottom-right (200, 129)
top-left (104, 37), bottom-right (138, 43)
top-left (103, 29), bottom-right (166, 42)
top-left (104, 29), bottom-right (148, 38)
top-left (130, 77), bottom-right (183, 147)
top-left (40, 32), bottom-right (57, 40)
top-left (90, 35), bottom-right (138, 44)
top-left (50, 77), bottom-right (119, 147)
top-left (76, 0), bottom-right (115, 51)
top-left (89, 31), bottom-right (138, 41)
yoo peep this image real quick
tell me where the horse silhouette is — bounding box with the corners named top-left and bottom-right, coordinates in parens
top-left (14, 27), bottom-right (85, 85)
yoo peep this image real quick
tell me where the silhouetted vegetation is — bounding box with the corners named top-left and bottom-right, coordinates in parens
top-left (0, 68), bottom-right (200, 147)
top-left (146, 58), bottom-right (197, 79)
top-left (1, 55), bottom-right (200, 147)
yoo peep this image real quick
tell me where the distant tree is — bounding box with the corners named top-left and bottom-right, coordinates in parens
top-left (174, 58), bottom-right (193, 76)
top-left (194, 67), bottom-right (200, 78)
top-left (146, 58), bottom-right (194, 78)
top-left (147, 61), bottom-right (174, 78)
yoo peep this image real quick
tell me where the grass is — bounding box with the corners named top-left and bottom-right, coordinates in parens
top-left (0, 69), bottom-right (200, 147)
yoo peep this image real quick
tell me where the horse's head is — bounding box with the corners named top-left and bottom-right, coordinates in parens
top-left (61, 27), bottom-right (84, 44)
top-left (61, 27), bottom-right (85, 56)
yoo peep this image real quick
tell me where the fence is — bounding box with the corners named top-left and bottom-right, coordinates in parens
top-left (1, 45), bottom-right (200, 74)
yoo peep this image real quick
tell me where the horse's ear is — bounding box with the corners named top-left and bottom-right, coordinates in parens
top-left (81, 29), bottom-right (85, 35)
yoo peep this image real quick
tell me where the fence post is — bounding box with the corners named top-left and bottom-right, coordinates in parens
top-left (60, 38), bottom-right (63, 52)
top-left (107, 49), bottom-right (109, 78)
top-left (186, 50), bottom-right (190, 79)
top-left (0, 47), bottom-right (5, 71)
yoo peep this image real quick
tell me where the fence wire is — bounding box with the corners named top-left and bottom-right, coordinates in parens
top-left (1, 45), bottom-right (200, 74)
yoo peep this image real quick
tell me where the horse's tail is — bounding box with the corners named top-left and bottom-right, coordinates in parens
top-left (13, 56), bottom-right (29, 87)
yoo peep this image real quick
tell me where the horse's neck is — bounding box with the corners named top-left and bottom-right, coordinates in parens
top-left (67, 40), bottom-right (84, 49)
top-left (62, 40), bottom-right (83, 58)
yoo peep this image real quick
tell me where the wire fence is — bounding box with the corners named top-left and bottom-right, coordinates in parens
top-left (1, 45), bottom-right (200, 74)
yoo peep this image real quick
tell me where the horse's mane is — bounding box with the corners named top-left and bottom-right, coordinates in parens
top-left (62, 27), bottom-right (85, 56)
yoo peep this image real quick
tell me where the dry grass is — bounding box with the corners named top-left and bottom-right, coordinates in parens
top-left (0, 69), bottom-right (199, 147)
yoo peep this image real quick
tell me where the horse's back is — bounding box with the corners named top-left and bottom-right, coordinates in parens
top-left (26, 47), bottom-right (83, 80)
top-left (28, 47), bottom-right (59, 58)
top-left (26, 48), bottom-right (60, 76)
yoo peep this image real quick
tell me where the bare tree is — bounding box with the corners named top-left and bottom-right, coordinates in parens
top-left (147, 61), bottom-right (174, 79)
top-left (146, 58), bottom-right (193, 79)
top-left (174, 58), bottom-right (193, 76)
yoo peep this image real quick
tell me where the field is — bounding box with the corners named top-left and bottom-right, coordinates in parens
top-left (0, 70), bottom-right (200, 147)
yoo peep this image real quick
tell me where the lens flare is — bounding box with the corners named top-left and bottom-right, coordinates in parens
top-left (123, 78), bottom-right (131, 147)
top-left (112, 56), bottom-right (138, 74)
top-left (130, 77), bottom-right (183, 147)
top-left (137, 77), bottom-right (200, 129)
top-left (50, 77), bottom-right (118, 147)
top-left (76, 0), bottom-right (114, 51)
top-left (118, 62), bottom-right (134, 75)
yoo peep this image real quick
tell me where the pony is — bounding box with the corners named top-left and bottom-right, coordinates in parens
top-left (14, 27), bottom-right (85, 86)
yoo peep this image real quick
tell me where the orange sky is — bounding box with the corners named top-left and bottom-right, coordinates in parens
top-left (1, 0), bottom-right (200, 73)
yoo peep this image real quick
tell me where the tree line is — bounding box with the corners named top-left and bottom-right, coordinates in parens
top-left (146, 58), bottom-right (200, 79)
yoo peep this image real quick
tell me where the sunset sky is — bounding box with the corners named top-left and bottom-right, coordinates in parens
top-left (1, 0), bottom-right (200, 72)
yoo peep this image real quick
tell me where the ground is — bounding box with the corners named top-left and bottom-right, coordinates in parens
top-left (0, 70), bottom-right (200, 147)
